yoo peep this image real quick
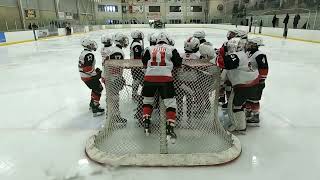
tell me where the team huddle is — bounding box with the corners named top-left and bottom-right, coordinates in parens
top-left (78, 29), bottom-right (268, 142)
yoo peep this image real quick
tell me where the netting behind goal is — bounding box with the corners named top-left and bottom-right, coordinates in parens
top-left (85, 59), bottom-right (241, 166)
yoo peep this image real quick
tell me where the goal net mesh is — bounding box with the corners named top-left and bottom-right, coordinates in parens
top-left (85, 59), bottom-right (241, 166)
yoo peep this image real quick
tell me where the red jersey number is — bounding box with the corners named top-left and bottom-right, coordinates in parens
top-left (151, 48), bottom-right (166, 66)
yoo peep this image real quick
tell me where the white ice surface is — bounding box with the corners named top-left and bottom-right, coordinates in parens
top-left (0, 28), bottom-right (320, 180)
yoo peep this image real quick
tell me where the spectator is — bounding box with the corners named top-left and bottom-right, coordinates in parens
top-left (293, 14), bottom-right (300, 29)
top-left (302, 21), bottom-right (310, 29)
top-left (31, 23), bottom-right (38, 30)
top-left (272, 14), bottom-right (277, 28)
top-left (28, 23), bottom-right (32, 30)
top-left (283, 13), bottom-right (289, 28)
top-left (259, 19), bottom-right (263, 34)
top-left (283, 14), bottom-right (289, 38)
top-left (249, 16), bottom-right (253, 32)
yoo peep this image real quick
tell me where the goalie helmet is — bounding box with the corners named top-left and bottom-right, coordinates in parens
top-left (101, 35), bottom-right (112, 47)
top-left (227, 37), bottom-right (246, 54)
top-left (184, 37), bottom-right (200, 52)
top-left (148, 33), bottom-right (157, 45)
top-left (131, 30), bottom-right (144, 40)
top-left (193, 31), bottom-right (206, 40)
top-left (81, 38), bottom-right (97, 51)
top-left (199, 42), bottom-right (215, 60)
top-left (156, 32), bottom-right (170, 44)
top-left (113, 33), bottom-right (129, 48)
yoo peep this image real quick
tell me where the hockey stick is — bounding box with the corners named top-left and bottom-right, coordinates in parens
top-left (182, 63), bottom-right (213, 76)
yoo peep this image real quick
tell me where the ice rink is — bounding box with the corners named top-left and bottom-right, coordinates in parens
top-left (0, 27), bottom-right (320, 180)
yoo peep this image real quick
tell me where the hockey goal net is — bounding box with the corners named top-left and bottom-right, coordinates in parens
top-left (85, 59), bottom-right (241, 166)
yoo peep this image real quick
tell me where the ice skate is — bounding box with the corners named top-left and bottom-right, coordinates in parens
top-left (132, 94), bottom-right (140, 103)
top-left (218, 96), bottom-right (226, 105)
top-left (245, 110), bottom-right (253, 120)
top-left (221, 102), bottom-right (228, 110)
top-left (143, 115), bottom-right (151, 136)
top-left (89, 100), bottom-right (94, 110)
top-left (166, 122), bottom-right (177, 144)
top-left (247, 113), bottom-right (260, 127)
top-left (92, 104), bottom-right (104, 117)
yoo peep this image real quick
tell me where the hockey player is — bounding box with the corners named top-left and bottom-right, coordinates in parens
top-left (148, 33), bottom-right (157, 46)
top-left (130, 30), bottom-right (145, 100)
top-left (78, 38), bottom-right (104, 117)
top-left (193, 31), bottom-right (206, 44)
top-left (130, 30), bottom-right (145, 122)
top-left (142, 32), bottom-right (182, 143)
top-left (219, 29), bottom-right (248, 108)
top-left (100, 35), bottom-right (113, 84)
top-left (216, 37), bottom-right (260, 132)
top-left (106, 33), bottom-right (129, 124)
top-left (244, 37), bottom-right (268, 126)
top-left (176, 37), bottom-right (200, 125)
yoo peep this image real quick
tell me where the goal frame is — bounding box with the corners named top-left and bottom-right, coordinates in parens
top-left (85, 59), bottom-right (242, 167)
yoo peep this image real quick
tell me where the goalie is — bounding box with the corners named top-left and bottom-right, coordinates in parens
top-left (141, 32), bottom-right (182, 143)
top-left (216, 37), bottom-right (259, 132)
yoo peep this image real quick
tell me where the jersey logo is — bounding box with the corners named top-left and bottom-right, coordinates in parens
top-left (151, 47), bottom-right (166, 66)
top-left (261, 57), bottom-right (266, 64)
top-left (114, 55), bottom-right (122, 59)
top-left (87, 54), bottom-right (93, 62)
top-left (230, 54), bottom-right (238, 61)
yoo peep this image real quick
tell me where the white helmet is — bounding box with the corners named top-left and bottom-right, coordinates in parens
top-left (156, 32), bottom-right (170, 44)
top-left (101, 35), bottom-right (112, 46)
top-left (227, 37), bottom-right (246, 54)
top-left (184, 37), bottom-right (200, 52)
top-left (227, 29), bottom-right (248, 40)
top-left (227, 30), bottom-right (237, 40)
top-left (148, 33), bottom-right (157, 45)
top-left (81, 38), bottom-right (97, 51)
top-left (247, 37), bottom-right (264, 46)
top-left (131, 30), bottom-right (144, 40)
top-left (199, 42), bottom-right (215, 60)
top-left (113, 33), bottom-right (129, 48)
top-left (193, 31), bottom-right (206, 40)
top-left (234, 29), bottom-right (248, 39)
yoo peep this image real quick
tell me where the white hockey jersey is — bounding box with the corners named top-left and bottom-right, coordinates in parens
top-left (247, 50), bottom-right (268, 82)
top-left (102, 45), bottom-right (125, 77)
top-left (78, 50), bottom-right (97, 82)
top-left (142, 44), bottom-right (182, 82)
top-left (224, 51), bottom-right (259, 87)
top-left (178, 52), bottom-right (200, 82)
